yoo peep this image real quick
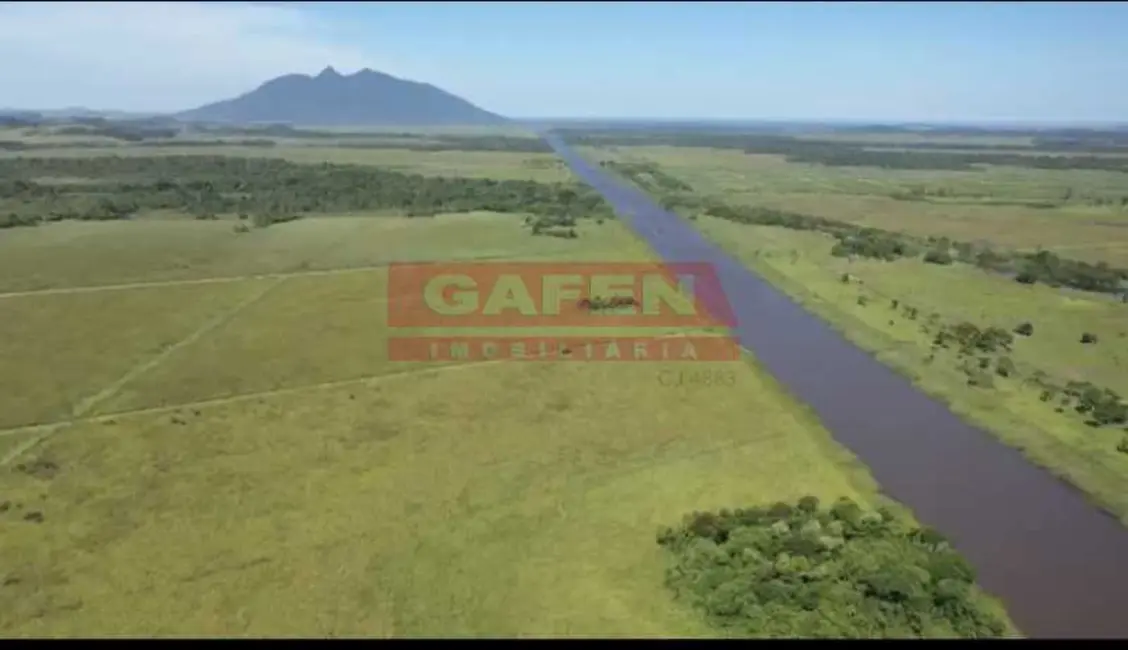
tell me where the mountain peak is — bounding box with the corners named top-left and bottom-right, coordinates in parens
top-left (177, 68), bottom-right (507, 127)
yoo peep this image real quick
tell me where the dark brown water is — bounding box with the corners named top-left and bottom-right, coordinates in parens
top-left (544, 133), bottom-right (1128, 638)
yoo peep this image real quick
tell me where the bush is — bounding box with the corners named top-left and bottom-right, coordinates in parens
top-left (968, 371), bottom-right (995, 389)
top-left (0, 212), bottom-right (40, 229)
top-left (924, 249), bottom-right (954, 265)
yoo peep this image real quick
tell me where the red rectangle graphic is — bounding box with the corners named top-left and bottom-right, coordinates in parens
top-left (386, 261), bottom-right (737, 329)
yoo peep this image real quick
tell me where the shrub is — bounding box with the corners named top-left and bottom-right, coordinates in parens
top-left (924, 249), bottom-right (954, 265)
top-left (966, 370), bottom-right (995, 389)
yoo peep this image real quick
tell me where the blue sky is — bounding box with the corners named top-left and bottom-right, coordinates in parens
top-left (1, 1), bottom-right (1126, 123)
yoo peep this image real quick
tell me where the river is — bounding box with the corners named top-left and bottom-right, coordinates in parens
top-left (543, 133), bottom-right (1128, 638)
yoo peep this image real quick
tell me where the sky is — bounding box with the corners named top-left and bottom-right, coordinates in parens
top-left (1, 1), bottom-right (1126, 123)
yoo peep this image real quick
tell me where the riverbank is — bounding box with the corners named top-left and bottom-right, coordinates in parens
top-left (692, 217), bottom-right (1128, 525)
top-left (545, 133), bottom-right (1128, 637)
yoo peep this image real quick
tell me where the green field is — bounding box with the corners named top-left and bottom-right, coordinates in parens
top-left (582, 145), bottom-right (1128, 266)
top-left (0, 135), bottom-right (1014, 637)
top-left (574, 135), bottom-right (1128, 523)
top-left (1, 146), bottom-right (572, 183)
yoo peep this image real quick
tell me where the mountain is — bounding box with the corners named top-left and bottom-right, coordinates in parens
top-left (176, 67), bottom-right (507, 127)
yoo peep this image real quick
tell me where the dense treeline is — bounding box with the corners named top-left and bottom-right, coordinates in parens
top-left (1, 119), bottom-right (553, 153)
top-left (188, 125), bottom-right (554, 152)
top-left (557, 130), bottom-right (1128, 172)
top-left (0, 155), bottom-right (613, 226)
top-left (657, 498), bottom-right (1009, 637)
top-left (0, 139), bottom-right (278, 151)
top-left (659, 195), bottom-right (1128, 298)
top-left (0, 134), bottom-right (552, 154)
top-left (782, 148), bottom-right (1128, 173)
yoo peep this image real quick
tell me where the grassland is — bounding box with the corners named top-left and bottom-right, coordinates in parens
top-left (574, 133), bottom-right (1128, 523)
top-left (0, 130), bottom-right (1014, 637)
top-left (0, 123), bottom-right (568, 182)
top-left (581, 145), bottom-right (1128, 265)
top-left (0, 213), bottom-right (902, 637)
top-left (1, 145), bottom-right (571, 183)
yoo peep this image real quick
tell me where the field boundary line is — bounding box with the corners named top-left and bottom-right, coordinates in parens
top-left (0, 264), bottom-right (390, 300)
top-left (1, 277), bottom-right (288, 466)
top-left (0, 251), bottom-right (568, 301)
top-left (0, 332), bottom-right (723, 455)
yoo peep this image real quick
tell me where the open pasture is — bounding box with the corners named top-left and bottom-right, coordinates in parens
top-left (0, 213), bottom-right (654, 426)
top-left (0, 124), bottom-right (566, 182)
top-left (0, 145), bottom-right (571, 183)
top-left (583, 145), bottom-right (1128, 266)
top-left (0, 213), bottom-right (632, 293)
top-left (0, 210), bottom-right (940, 637)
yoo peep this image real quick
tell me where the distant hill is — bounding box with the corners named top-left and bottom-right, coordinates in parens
top-left (176, 67), bottom-right (507, 127)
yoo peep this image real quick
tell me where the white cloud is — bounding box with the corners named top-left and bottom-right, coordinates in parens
top-left (0, 1), bottom-right (402, 112)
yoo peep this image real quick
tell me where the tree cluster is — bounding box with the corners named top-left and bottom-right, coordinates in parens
top-left (655, 498), bottom-right (1009, 638)
top-left (598, 160), bottom-right (693, 193)
top-left (0, 155), bottom-right (614, 226)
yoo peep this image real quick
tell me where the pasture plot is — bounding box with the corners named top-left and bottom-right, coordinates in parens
top-left (0, 219), bottom-right (350, 293)
top-left (0, 279), bottom-right (277, 430)
top-left (318, 212), bottom-right (653, 267)
top-left (689, 215), bottom-right (1128, 520)
top-left (90, 269), bottom-right (413, 413)
top-left (92, 217), bottom-right (673, 414)
top-left (0, 214), bottom-right (636, 294)
top-left (0, 145), bottom-right (572, 182)
top-left (0, 354), bottom-right (894, 637)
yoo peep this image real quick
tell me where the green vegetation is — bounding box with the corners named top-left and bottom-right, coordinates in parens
top-left (657, 194), bottom-right (1127, 298)
top-left (0, 123), bottom-right (552, 153)
top-left (598, 160), bottom-right (694, 193)
top-left (574, 136), bottom-right (1128, 525)
top-left (657, 498), bottom-right (1008, 638)
top-left (0, 155), bottom-right (613, 226)
top-left (558, 128), bottom-right (1128, 173)
top-left (0, 131), bottom-right (1016, 636)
